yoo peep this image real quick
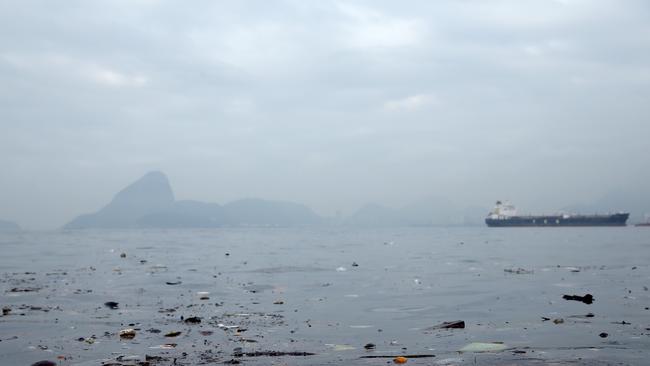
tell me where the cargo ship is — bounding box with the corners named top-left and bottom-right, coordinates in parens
top-left (485, 201), bottom-right (629, 227)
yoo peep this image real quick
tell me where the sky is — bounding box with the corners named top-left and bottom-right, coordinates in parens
top-left (1, 0), bottom-right (649, 229)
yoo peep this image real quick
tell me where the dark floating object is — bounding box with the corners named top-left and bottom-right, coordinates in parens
top-left (428, 320), bottom-right (465, 329)
top-left (612, 320), bottom-right (631, 325)
top-left (104, 301), bottom-right (119, 309)
top-left (562, 294), bottom-right (594, 304)
top-left (234, 351), bottom-right (316, 357)
top-left (185, 316), bottom-right (201, 324)
top-left (165, 331), bottom-right (182, 337)
top-left (352, 262), bottom-right (359, 267)
top-left (166, 281), bottom-right (182, 285)
top-left (9, 287), bottom-right (40, 292)
top-left (31, 362), bottom-right (57, 366)
top-left (364, 343), bottom-right (376, 349)
top-left (599, 332), bottom-right (609, 338)
top-left (361, 354), bottom-right (436, 359)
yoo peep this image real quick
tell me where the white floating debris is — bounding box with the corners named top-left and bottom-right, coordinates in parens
top-left (336, 267), bottom-right (347, 272)
top-left (326, 344), bottom-right (356, 351)
top-left (458, 342), bottom-right (507, 353)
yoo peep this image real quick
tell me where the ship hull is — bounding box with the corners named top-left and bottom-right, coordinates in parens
top-left (486, 213), bottom-right (629, 227)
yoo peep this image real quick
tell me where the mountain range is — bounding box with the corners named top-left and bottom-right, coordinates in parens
top-left (64, 171), bottom-right (322, 229)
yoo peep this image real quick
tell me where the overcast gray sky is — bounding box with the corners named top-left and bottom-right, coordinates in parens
top-left (1, 0), bottom-right (649, 229)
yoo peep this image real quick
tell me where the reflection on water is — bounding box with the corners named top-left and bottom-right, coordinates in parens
top-left (1, 227), bottom-right (649, 365)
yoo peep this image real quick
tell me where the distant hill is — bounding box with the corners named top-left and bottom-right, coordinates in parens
top-left (65, 171), bottom-right (175, 229)
top-left (0, 219), bottom-right (20, 231)
top-left (64, 172), bottom-right (322, 229)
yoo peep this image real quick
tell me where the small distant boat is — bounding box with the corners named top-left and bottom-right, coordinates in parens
top-left (485, 201), bottom-right (629, 227)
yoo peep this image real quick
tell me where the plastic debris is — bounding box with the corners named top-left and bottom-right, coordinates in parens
top-left (428, 320), bottom-right (465, 330)
top-left (562, 294), bottom-right (594, 304)
top-left (504, 268), bottom-right (533, 274)
top-left (184, 316), bottom-right (201, 324)
top-left (104, 301), bottom-right (119, 309)
top-left (458, 342), bottom-right (507, 353)
top-left (119, 329), bottom-right (136, 339)
top-left (326, 344), bottom-right (356, 351)
top-left (394, 356), bottom-right (408, 364)
top-left (165, 331), bottom-right (181, 337)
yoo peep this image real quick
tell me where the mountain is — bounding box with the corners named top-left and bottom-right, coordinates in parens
top-left (64, 171), bottom-right (175, 229)
top-left (64, 172), bottom-right (322, 229)
top-left (0, 219), bottom-right (20, 231)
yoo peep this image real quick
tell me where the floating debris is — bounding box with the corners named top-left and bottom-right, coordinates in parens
top-left (458, 342), bottom-right (507, 353)
top-left (327, 344), bottom-right (356, 351)
top-left (427, 320), bottom-right (465, 330)
top-left (165, 331), bottom-right (181, 337)
top-left (394, 356), bottom-right (408, 364)
top-left (31, 361), bottom-right (56, 366)
top-left (118, 329), bottom-right (136, 339)
top-left (104, 301), bottom-right (119, 309)
top-left (184, 316), bottom-right (201, 324)
top-left (364, 343), bottom-right (376, 349)
top-left (361, 355), bottom-right (435, 359)
top-left (563, 293), bottom-right (594, 304)
top-left (504, 268), bottom-right (533, 274)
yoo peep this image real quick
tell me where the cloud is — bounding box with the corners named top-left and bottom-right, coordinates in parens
top-left (336, 3), bottom-right (425, 49)
top-left (0, 0), bottom-right (649, 228)
top-left (86, 67), bottom-right (147, 87)
top-left (384, 94), bottom-right (440, 111)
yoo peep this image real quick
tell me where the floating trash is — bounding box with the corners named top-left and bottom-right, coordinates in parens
top-left (118, 329), bottom-right (136, 339)
top-left (326, 344), bottom-right (356, 351)
top-left (458, 342), bottom-right (506, 353)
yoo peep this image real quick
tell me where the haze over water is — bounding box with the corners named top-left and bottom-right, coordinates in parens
top-left (2, 227), bottom-right (649, 365)
top-left (2, 1), bottom-right (650, 365)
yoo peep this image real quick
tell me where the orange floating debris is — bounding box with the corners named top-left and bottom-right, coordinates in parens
top-left (394, 356), bottom-right (408, 364)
